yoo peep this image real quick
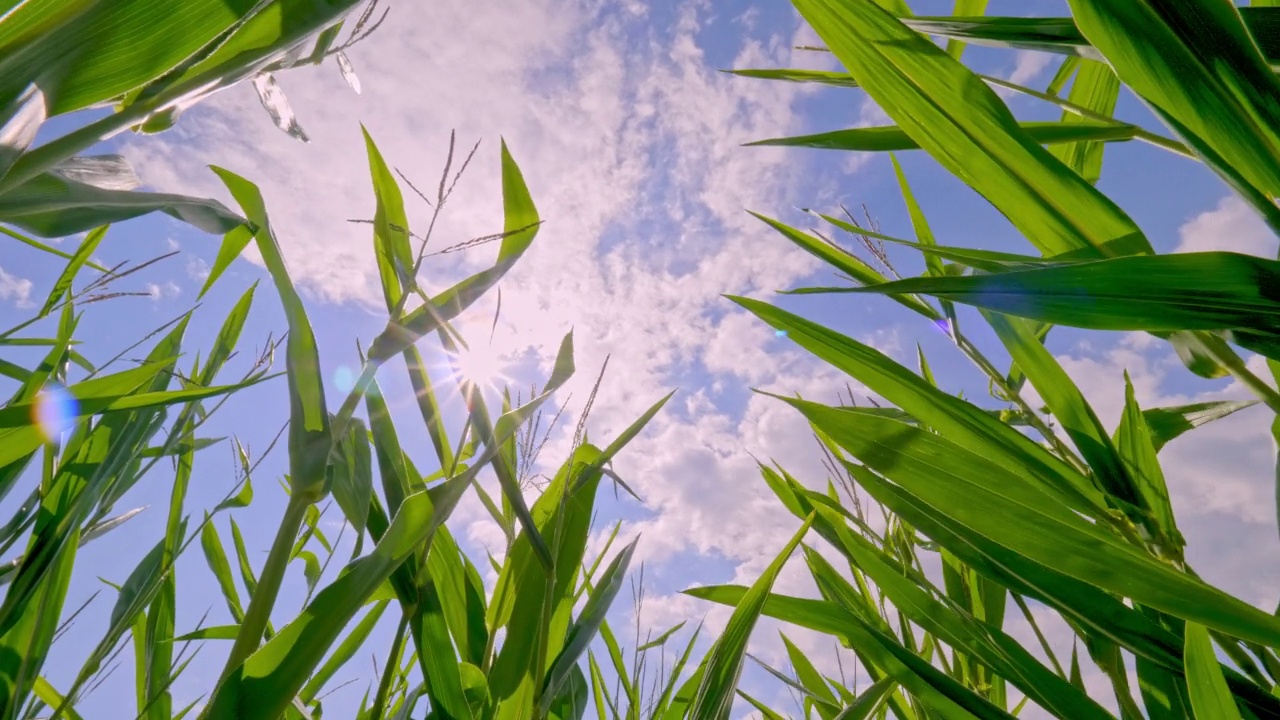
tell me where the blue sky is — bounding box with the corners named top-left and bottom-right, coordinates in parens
top-left (2, 0), bottom-right (1279, 717)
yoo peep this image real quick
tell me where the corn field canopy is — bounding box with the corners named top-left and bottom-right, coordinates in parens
top-left (3, 0), bottom-right (1280, 719)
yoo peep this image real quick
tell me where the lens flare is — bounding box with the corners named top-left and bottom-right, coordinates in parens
top-left (33, 383), bottom-right (77, 443)
top-left (333, 365), bottom-right (356, 393)
top-left (933, 318), bottom-right (953, 336)
top-left (450, 345), bottom-right (507, 391)
top-left (775, 330), bottom-right (788, 338)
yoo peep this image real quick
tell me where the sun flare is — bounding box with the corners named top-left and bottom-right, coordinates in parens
top-left (449, 345), bottom-right (506, 390)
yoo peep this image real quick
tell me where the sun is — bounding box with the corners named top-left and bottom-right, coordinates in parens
top-left (449, 344), bottom-right (507, 391)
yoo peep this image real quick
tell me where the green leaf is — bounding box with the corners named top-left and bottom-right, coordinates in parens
top-left (787, 398), bottom-right (1280, 648)
top-left (837, 677), bottom-right (895, 720)
top-left (802, 513), bottom-right (1112, 719)
top-left (200, 282), bottom-right (257, 386)
top-left (212, 166), bottom-right (331, 501)
top-left (725, 68), bottom-right (861, 88)
top-left (39, 224), bottom-right (106, 316)
top-left (1116, 373), bottom-right (1183, 556)
top-left (175, 625), bottom-right (241, 642)
top-left (540, 537), bottom-right (639, 715)
top-left (846, 252), bottom-right (1280, 339)
top-left (943, 0), bottom-right (988, 59)
top-left (730, 296), bottom-right (1108, 519)
top-left (367, 139), bottom-right (540, 364)
top-left (790, 0), bottom-right (1149, 258)
top-left (1048, 60), bottom-right (1120, 184)
top-left (329, 417), bottom-right (372, 556)
top-left (780, 633), bottom-right (841, 716)
top-left (363, 126), bottom-right (415, 313)
top-left (201, 519), bottom-right (245, 623)
top-left (0, 171), bottom-right (244, 237)
top-left (298, 600), bottom-right (389, 705)
top-left (688, 514), bottom-right (813, 720)
top-left (200, 224), bottom-right (253, 299)
top-left (1067, 1), bottom-right (1280, 229)
top-left (749, 212), bottom-right (939, 319)
top-left (1185, 623), bottom-right (1245, 720)
top-left (981, 311), bottom-right (1140, 511)
top-left (0, 0), bottom-right (264, 115)
top-left (750, 119), bottom-right (1138, 152)
top-left (1143, 400), bottom-right (1260, 452)
top-left (902, 16), bottom-right (1101, 59)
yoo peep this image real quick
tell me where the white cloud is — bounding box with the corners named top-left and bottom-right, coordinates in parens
top-left (1008, 50), bottom-right (1054, 87)
top-left (186, 255), bottom-right (210, 282)
top-left (145, 280), bottom-right (182, 301)
top-left (992, 50), bottom-right (1054, 101)
top-left (1176, 195), bottom-right (1278, 257)
top-left (0, 265), bottom-right (33, 308)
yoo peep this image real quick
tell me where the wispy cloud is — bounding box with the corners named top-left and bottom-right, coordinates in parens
top-left (0, 265), bottom-right (33, 308)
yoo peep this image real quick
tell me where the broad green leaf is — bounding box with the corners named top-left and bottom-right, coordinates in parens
top-left (688, 514), bottom-right (813, 720)
top-left (790, 0), bottom-right (1150, 258)
top-left (788, 399), bottom-right (1280, 648)
top-left (982, 311), bottom-right (1141, 512)
top-left (1185, 623), bottom-right (1245, 720)
top-left (731, 296), bottom-right (1108, 519)
top-left (804, 514), bottom-right (1112, 719)
top-left (1049, 60), bottom-right (1119, 184)
top-left (751, 212), bottom-right (938, 318)
top-left (212, 166), bottom-right (331, 502)
top-left (329, 417), bottom-right (372, 556)
top-left (1116, 373), bottom-right (1184, 557)
top-left (846, 252), bottom-right (1280, 343)
top-left (201, 519), bottom-right (245, 623)
top-left (540, 537), bottom-right (639, 715)
top-left (943, 0), bottom-right (988, 59)
top-left (1067, 1), bottom-right (1280, 228)
top-left (0, 0), bottom-right (261, 115)
top-left (297, 601), bottom-right (389, 704)
top-left (750, 120), bottom-right (1137, 153)
top-left (1143, 400), bottom-right (1259, 452)
top-left (0, 172), bottom-right (244, 237)
top-left (363, 126), bottom-right (415, 313)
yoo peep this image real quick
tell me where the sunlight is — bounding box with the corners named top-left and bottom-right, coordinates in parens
top-left (449, 344), bottom-right (507, 391)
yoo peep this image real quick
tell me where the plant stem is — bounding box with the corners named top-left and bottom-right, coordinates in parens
top-left (370, 612), bottom-right (411, 720)
top-left (214, 495), bottom-right (309, 685)
top-left (952, 333), bottom-right (1091, 476)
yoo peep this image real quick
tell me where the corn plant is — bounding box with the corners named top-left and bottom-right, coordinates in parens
top-left (679, 0), bottom-right (1280, 718)
top-left (2, 112), bottom-right (672, 718)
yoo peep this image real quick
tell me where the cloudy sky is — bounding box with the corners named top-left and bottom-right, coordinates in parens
top-left (3, 0), bottom-right (1279, 717)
